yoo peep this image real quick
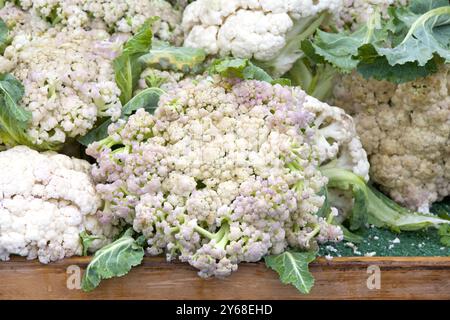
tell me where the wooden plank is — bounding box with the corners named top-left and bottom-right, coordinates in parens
top-left (0, 257), bottom-right (449, 300)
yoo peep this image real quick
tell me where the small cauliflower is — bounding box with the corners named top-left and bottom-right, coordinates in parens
top-left (333, 66), bottom-right (450, 213)
top-left (0, 146), bottom-right (116, 263)
top-left (182, 0), bottom-right (344, 77)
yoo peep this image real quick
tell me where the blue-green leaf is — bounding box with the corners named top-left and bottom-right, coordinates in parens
top-left (81, 228), bottom-right (145, 292)
top-left (265, 251), bottom-right (316, 294)
top-left (0, 18), bottom-right (9, 54)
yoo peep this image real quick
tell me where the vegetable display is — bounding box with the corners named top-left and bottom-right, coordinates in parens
top-left (0, 0), bottom-right (449, 296)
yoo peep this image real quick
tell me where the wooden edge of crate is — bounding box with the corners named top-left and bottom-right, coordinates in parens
top-left (1, 256), bottom-right (449, 300)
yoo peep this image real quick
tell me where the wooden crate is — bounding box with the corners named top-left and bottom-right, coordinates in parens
top-left (0, 256), bottom-right (449, 299)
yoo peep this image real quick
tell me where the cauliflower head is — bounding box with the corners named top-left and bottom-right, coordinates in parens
top-left (10, 0), bottom-right (183, 44)
top-left (87, 76), bottom-right (344, 277)
top-left (1, 27), bottom-right (122, 147)
top-left (0, 146), bottom-right (116, 263)
top-left (333, 66), bottom-right (450, 212)
top-left (182, 0), bottom-right (344, 77)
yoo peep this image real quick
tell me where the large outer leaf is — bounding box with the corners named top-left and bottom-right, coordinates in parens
top-left (265, 251), bottom-right (316, 294)
top-left (308, 0), bottom-right (450, 83)
top-left (81, 228), bottom-right (145, 292)
top-left (376, 1), bottom-right (450, 66)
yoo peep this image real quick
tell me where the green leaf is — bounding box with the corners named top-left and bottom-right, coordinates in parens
top-left (376, 1), bottom-right (450, 66)
top-left (308, 0), bottom-right (450, 83)
top-left (431, 198), bottom-right (450, 220)
top-left (340, 225), bottom-right (364, 243)
top-left (122, 17), bottom-right (156, 56)
top-left (316, 186), bottom-right (331, 218)
top-left (265, 251), bottom-right (316, 294)
top-left (78, 87), bottom-right (164, 146)
top-left (321, 166), bottom-right (450, 232)
top-left (114, 19), bottom-right (155, 105)
top-left (81, 228), bottom-right (145, 292)
top-left (438, 224), bottom-right (450, 247)
top-left (209, 58), bottom-right (273, 83)
top-left (357, 45), bottom-right (439, 83)
top-left (0, 18), bottom-right (10, 54)
top-left (270, 78), bottom-right (291, 86)
top-left (79, 231), bottom-right (102, 256)
top-left (0, 73), bottom-right (37, 148)
top-left (139, 42), bottom-right (206, 73)
top-left (121, 87), bottom-right (164, 116)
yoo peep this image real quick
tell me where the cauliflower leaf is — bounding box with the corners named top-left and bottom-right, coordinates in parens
top-left (265, 251), bottom-right (316, 294)
top-left (438, 225), bottom-right (450, 247)
top-left (0, 18), bottom-right (9, 55)
top-left (114, 19), bottom-right (155, 105)
top-left (321, 166), bottom-right (450, 232)
top-left (139, 41), bottom-right (206, 73)
top-left (81, 228), bottom-right (145, 292)
top-left (209, 58), bottom-right (273, 83)
top-left (307, 0), bottom-right (450, 83)
top-left (0, 73), bottom-right (34, 148)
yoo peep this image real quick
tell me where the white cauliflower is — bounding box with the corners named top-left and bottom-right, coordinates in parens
top-left (0, 2), bottom-right (50, 40)
top-left (333, 66), bottom-right (450, 213)
top-left (2, 26), bottom-right (122, 147)
top-left (182, 0), bottom-right (345, 77)
top-left (0, 146), bottom-right (116, 263)
top-left (11, 0), bottom-right (183, 44)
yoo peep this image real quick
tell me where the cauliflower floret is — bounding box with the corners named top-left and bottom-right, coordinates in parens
top-left (3, 27), bottom-right (122, 147)
top-left (333, 66), bottom-right (450, 212)
top-left (0, 146), bottom-right (116, 263)
top-left (182, 0), bottom-right (345, 76)
top-left (304, 95), bottom-right (370, 181)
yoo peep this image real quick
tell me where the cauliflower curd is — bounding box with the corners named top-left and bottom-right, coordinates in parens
top-left (0, 146), bottom-right (116, 263)
top-left (334, 66), bottom-right (450, 213)
top-left (87, 77), bottom-right (344, 277)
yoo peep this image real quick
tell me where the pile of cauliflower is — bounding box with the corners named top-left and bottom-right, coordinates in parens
top-left (0, 0), bottom-right (448, 294)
